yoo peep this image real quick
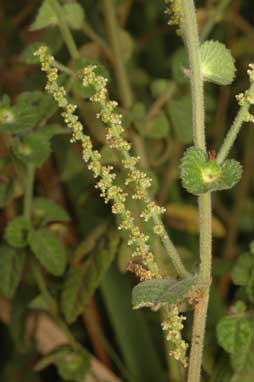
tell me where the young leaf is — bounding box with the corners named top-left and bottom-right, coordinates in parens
top-left (30, 0), bottom-right (57, 31)
top-left (32, 197), bottom-right (69, 225)
top-left (11, 133), bottom-right (51, 167)
top-left (29, 293), bottom-right (52, 313)
top-left (61, 230), bottom-right (119, 323)
top-left (132, 275), bottom-right (197, 310)
top-left (150, 79), bottom-right (169, 98)
top-left (54, 346), bottom-right (90, 381)
top-left (62, 3), bottom-right (85, 30)
top-left (180, 147), bottom-right (242, 194)
top-left (60, 266), bottom-right (84, 323)
top-left (28, 229), bottom-right (67, 276)
top-left (217, 315), bottom-right (251, 355)
top-left (4, 216), bottom-right (31, 248)
top-left (167, 95), bottom-right (193, 144)
top-left (0, 245), bottom-right (25, 298)
top-left (231, 253), bottom-right (253, 287)
top-left (138, 111), bottom-right (170, 139)
top-left (200, 40), bottom-right (236, 85)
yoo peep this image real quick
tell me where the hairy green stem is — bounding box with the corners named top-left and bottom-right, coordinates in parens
top-left (217, 80), bottom-right (254, 164)
top-left (48, 0), bottom-right (79, 60)
top-left (103, 0), bottom-right (133, 109)
top-left (181, 0), bottom-right (206, 149)
top-left (181, 1), bottom-right (212, 381)
top-left (23, 164), bottom-right (35, 220)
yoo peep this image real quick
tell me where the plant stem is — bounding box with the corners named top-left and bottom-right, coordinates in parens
top-left (103, 0), bottom-right (133, 109)
top-left (217, 80), bottom-right (254, 164)
top-left (181, 1), bottom-right (212, 381)
top-left (48, 0), bottom-right (79, 60)
top-left (187, 290), bottom-right (209, 382)
top-left (181, 0), bottom-right (206, 150)
top-left (23, 164), bottom-right (35, 220)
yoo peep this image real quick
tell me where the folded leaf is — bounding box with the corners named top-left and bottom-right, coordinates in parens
top-left (132, 275), bottom-right (197, 310)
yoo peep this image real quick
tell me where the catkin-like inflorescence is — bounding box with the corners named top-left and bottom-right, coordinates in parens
top-left (35, 46), bottom-right (159, 278)
top-left (80, 65), bottom-right (167, 240)
top-left (35, 47), bottom-right (188, 365)
top-left (236, 63), bottom-right (254, 123)
top-left (161, 305), bottom-right (188, 367)
top-left (165, 0), bottom-right (183, 32)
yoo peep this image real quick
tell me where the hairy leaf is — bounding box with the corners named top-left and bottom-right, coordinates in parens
top-left (28, 229), bottom-right (67, 276)
top-left (0, 245), bottom-right (25, 298)
top-left (200, 40), bottom-right (236, 85)
top-left (4, 216), bottom-right (31, 248)
top-left (132, 275), bottom-right (197, 309)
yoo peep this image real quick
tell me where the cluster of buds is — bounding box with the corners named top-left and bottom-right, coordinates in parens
top-left (165, 0), bottom-right (183, 32)
top-left (35, 46), bottom-right (160, 279)
top-left (161, 305), bottom-right (188, 368)
top-left (236, 63), bottom-right (254, 123)
top-left (81, 65), bottom-right (166, 241)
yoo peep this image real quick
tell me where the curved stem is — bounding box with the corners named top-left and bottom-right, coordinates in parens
top-left (181, 1), bottom-right (212, 381)
top-left (217, 80), bottom-right (254, 164)
top-left (48, 0), bottom-right (79, 60)
top-left (200, 0), bottom-right (231, 42)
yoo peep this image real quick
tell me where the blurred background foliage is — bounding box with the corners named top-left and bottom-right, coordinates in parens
top-left (0, 0), bottom-right (253, 381)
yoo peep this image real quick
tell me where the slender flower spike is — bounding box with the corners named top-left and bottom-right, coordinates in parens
top-left (165, 0), bottom-right (183, 31)
top-left (35, 46), bottom-right (160, 278)
top-left (80, 64), bottom-right (167, 240)
top-left (161, 305), bottom-right (188, 367)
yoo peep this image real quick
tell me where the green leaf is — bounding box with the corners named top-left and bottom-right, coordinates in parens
top-left (54, 346), bottom-right (90, 381)
top-left (167, 95), bottom-right (193, 144)
top-left (132, 275), bottom-right (197, 310)
top-left (20, 42), bottom-right (47, 64)
top-left (231, 253), bottom-right (253, 286)
top-left (11, 133), bottom-right (51, 167)
top-left (138, 111), bottom-right (170, 139)
top-left (0, 103), bottom-right (38, 134)
top-left (217, 315), bottom-right (251, 355)
top-left (180, 147), bottom-right (242, 195)
top-left (4, 216), bottom-right (31, 248)
top-left (0, 245), bottom-right (25, 298)
top-left (150, 79), bottom-right (169, 98)
top-left (170, 47), bottom-right (189, 84)
top-left (118, 28), bottom-right (135, 62)
top-left (30, 0), bottom-right (57, 31)
top-left (200, 40), bottom-right (236, 85)
top-left (28, 229), bottom-right (67, 276)
top-left (62, 3), bottom-right (85, 30)
top-left (60, 266), bottom-right (84, 323)
top-left (39, 124), bottom-right (67, 140)
top-left (32, 197), bottom-right (69, 225)
top-left (29, 293), bottom-right (52, 313)
top-left (61, 230), bottom-right (119, 323)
